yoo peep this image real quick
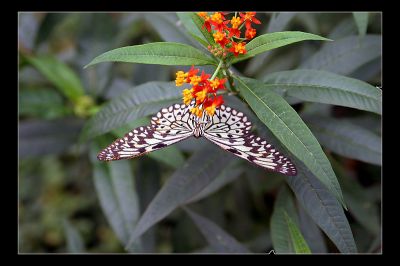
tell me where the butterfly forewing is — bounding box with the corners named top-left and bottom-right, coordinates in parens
top-left (97, 103), bottom-right (194, 161)
top-left (203, 105), bottom-right (297, 176)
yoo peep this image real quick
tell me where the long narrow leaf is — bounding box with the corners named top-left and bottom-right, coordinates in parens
top-left (144, 13), bottom-right (202, 49)
top-left (82, 81), bottom-right (182, 140)
top-left (262, 69), bottom-right (382, 114)
top-left (300, 35), bottom-right (381, 76)
top-left (286, 165), bottom-right (357, 253)
top-left (85, 42), bottom-right (216, 68)
top-left (330, 156), bottom-right (380, 235)
top-left (271, 185), bottom-right (298, 253)
top-left (304, 115), bottom-right (381, 165)
top-left (90, 141), bottom-right (142, 252)
top-left (176, 12), bottom-right (208, 45)
top-left (63, 219), bottom-right (85, 253)
top-left (19, 118), bottom-right (83, 158)
top-left (25, 55), bottom-right (84, 102)
top-left (284, 211), bottom-right (311, 254)
top-left (353, 13), bottom-right (369, 37)
top-left (245, 12), bottom-right (297, 75)
top-left (186, 159), bottom-right (244, 203)
top-left (232, 31), bottom-right (331, 63)
top-left (184, 207), bottom-right (251, 253)
top-left (297, 204), bottom-right (327, 253)
top-left (126, 145), bottom-right (235, 248)
top-left (328, 17), bottom-right (357, 40)
top-left (190, 13), bottom-right (216, 46)
top-left (234, 76), bottom-right (346, 207)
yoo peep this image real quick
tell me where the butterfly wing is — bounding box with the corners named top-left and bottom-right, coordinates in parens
top-left (203, 105), bottom-right (297, 176)
top-left (97, 103), bottom-right (194, 161)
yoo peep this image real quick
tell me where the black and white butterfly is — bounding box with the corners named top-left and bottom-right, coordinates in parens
top-left (98, 100), bottom-right (297, 176)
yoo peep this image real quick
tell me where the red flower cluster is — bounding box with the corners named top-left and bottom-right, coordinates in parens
top-left (197, 12), bottom-right (261, 58)
top-left (176, 66), bottom-right (226, 117)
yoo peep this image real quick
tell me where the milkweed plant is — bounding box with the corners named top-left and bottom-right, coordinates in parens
top-left (19, 12), bottom-right (382, 254)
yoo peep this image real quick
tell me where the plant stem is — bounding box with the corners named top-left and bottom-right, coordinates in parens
top-left (211, 59), bottom-right (224, 80)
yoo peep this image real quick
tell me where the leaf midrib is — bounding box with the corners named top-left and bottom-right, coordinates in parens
top-left (236, 77), bottom-right (340, 200)
top-left (95, 54), bottom-right (214, 63)
top-left (248, 35), bottom-right (324, 54)
top-left (300, 173), bottom-right (356, 253)
top-left (261, 82), bottom-right (381, 103)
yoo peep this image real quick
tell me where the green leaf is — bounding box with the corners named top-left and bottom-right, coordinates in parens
top-left (300, 35), bottom-right (381, 76)
top-left (147, 146), bottom-right (186, 169)
top-left (63, 219), bottom-right (85, 253)
top-left (304, 115), bottom-right (381, 165)
top-left (190, 13), bottom-right (216, 46)
top-left (186, 159), bottom-right (244, 203)
top-left (82, 81), bottom-right (182, 140)
top-left (330, 156), bottom-right (380, 235)
top-left (19, 88), bottom-right (70, 119)
top-left (184, 207), bottom-right (251, 253)
top-left (90, 141), bottom-right (142, 252)
top-left (262, 70), bottom-right (382, 114)
top-left (176, 12), bottom-right (208, 46)
top-left (232, 31), bottom-right (331, 63)
top-left (328, 17), bottom-right (357, 40)
top-left (297, 204), bottom-right (327, 253)
top-left (25, 55), bottom-right (84, 102)
top-left (353, 12), bottom-right (369, 37)
top-left (126, 145), bottom-right (235, 248)
top-left (286, 166), bottom-right (358, 253)
top-left (284, 211), bottom-right (311, 254)
top-left (271, 185), bottom-right (298, 253)
top-left (20, 118), bottom-right (83, 158)
top-left (85, 42), bottom-right (216, 68)
top-left (144, 13), bottom-right (201, 49)
top-left (245, 12), bottom-right (297, 75)
top-left (234, 76), bottom-right (346, 208)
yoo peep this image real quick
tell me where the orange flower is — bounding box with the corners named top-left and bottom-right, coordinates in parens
top-left (185, 66), bottom-right (200, 83)
top-left (175, 71), bottom-right (187, 86)
top-left (230, 16), bottom-right (242, 29)
top-left (240, 12), bottom-right (261, 29)
top-left (210, 12), bottom-right (229, 32)
top-left (210, 12), bottom-right (225, 24)
top-left (182, 88), bottom-right (194, 105)
top-left (229, 41), bottom-right (247, 56)
top-left (245, 27), bottom-right (257, 39)
top-left (189, 75), bottom-right (202, 86)
top-left (190, 106), bottom-right (203, 117)
top-left (204, 96), bottom-right (224, 116)
top-left (209, 78), bottom-right (226, 92)
top-left (213, 31), bottom-right (230, 47)
top-left (176, 66), bottom-right (227, 117)
top-left (198, 12), bottom-right (212, 32)
top-left (195, 88), bottom-right (208, 104)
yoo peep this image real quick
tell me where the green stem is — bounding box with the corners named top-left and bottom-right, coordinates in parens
top-left (225, 69), bottom-right (238, 93)
top-left (211, 59), bottom-right (224, 80)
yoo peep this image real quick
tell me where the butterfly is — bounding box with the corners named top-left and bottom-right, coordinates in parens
top-left (97, 100), bottom-right (297, 176)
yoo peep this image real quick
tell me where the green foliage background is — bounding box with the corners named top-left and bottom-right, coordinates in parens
top-left (18, 12), bottom-right (381, 253)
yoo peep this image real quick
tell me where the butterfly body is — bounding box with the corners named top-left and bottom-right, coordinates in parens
top-left (98, 100), bottom-right (297, 176)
